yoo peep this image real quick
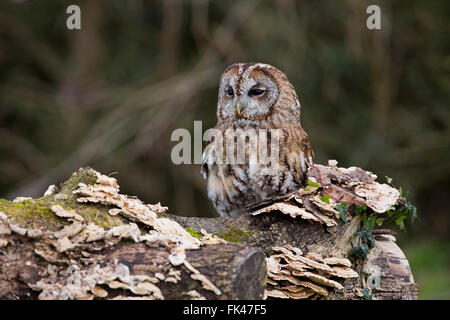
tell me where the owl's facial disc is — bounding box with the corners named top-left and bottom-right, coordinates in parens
top-left (218, 66), bottom-right (279, 123)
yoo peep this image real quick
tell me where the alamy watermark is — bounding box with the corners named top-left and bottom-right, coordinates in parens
top-left (66, 5), bottom-right (81, 30)
top-left (65, 2), bottom-right (381, 171)
top-left (366, 5), bottom-right (381, 30)
top-left (65, 4), bottom-right (379, 31)
top-left (171, 121), bottom-right (281, 175)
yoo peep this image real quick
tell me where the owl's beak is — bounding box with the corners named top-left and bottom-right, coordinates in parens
top-left (236, 101), bottom-right (241, 115)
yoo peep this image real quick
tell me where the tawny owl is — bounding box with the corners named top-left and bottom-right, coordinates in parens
top-left (201, 62), bottom-right (314, 217)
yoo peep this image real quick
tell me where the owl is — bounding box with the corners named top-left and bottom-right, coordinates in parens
top-left (201, 62), bottom-right (314, 217)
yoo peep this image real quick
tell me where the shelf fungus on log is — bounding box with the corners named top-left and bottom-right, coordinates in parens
top-left (265, 244), bottom-right (358, 299)
top-left (248, 159), bottom-right (400, 226)
top-left (0, 168), bottom-right (265, 300)
top-left (0, 161), bottom-right (417, 300)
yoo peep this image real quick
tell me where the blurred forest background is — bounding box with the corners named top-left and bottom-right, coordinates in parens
top-left (0, 0), bottom-right (448, 299)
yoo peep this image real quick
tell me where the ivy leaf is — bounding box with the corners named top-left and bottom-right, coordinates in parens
top-left (367, 231), bottom-right (375, 248)
top-left (361, 288), bottom-right (373, 300)
top-left (319, 194), bottom-right (330, 204)
top-left (405, 199), bottom-right (418, 223)
top-left (368, 215), bottom-right (377, 230)
top-left (376, 218), bottom-right (384, 226)
top-left (351, 242), bottom-right (369, 259)
top-left (355, 205), bottom-right (367, 215)
top-left (351, 246), bottom-right (363, 259)
top-left (307, 179), bottom-right (320, 188)
top-left (335, 202), bottom-right (347, 223)
top-left (354, 230), bottom-right (365, 238)
top-left (395, 215), bottom-right (408, 230)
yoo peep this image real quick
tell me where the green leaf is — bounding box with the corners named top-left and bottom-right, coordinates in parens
top-left (351, 242), bottom-right (369, 259)
top-left (355, 205), bottom-right (367, 215)
top-left (375, 218), bottom-right (384, 226)
top-left (362, 213), bottom-right (369, 230)
top-left (361, 288), bottom-right (373, 300)
top-left (395, 215), bottom-right (408, 223)
top-left (354, 230), bottom-right (364, 238)
top-left (360, 242), bottom-right (369, 253)
top-left (368, 215), bottom-right (377, 230)
top-left (367, 231), bottom-right (375, 248)
top-left (307, 179), bottom-right (320, 188)
top-left (395, 215), bottom-right (408, 230)
top-left (319, 194), bottom-right (330, 204)
top-left (351, 246), bottom-right (364, 259)
top-left (405, 200), bottom-right (418, 223)
top-left (335, 202), bottom-right (347, 223)
top-left (385, 176), bottom-right (393, 184)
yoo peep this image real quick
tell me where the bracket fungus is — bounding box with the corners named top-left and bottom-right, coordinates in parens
top-left (249, 160), bottom-right (400, 229)
top-left (265, 244), bottom-right (358, 299)
top-left (0, 163), bottom-right (416, 300)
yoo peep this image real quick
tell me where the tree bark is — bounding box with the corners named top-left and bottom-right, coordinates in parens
top-left (0, 234), bottom-right (265, 300)
top-left (0, 166), bottom-right (418, 300)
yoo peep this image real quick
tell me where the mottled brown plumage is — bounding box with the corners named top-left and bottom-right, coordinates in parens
top-left (201, 63), bottom-right (314, 216)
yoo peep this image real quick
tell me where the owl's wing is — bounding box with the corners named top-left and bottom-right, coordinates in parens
top-left (200, 141), bottom-right (214, 180)
top-left (291, 126), bottom-right (315, 176)
top-left (302, 131), bottom-right (314, 166)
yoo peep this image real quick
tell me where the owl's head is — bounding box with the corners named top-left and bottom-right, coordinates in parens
top-left (217, 62), bottom-right (301, 125)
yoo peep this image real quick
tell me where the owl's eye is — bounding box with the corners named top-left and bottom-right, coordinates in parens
top-left (226, 88), bottom-right (234, 96)
top-left (249, 88), bottom-right (265, 96)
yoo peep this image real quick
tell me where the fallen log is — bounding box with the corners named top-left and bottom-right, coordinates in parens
top-left (0, 163), bottom-right (418, 300)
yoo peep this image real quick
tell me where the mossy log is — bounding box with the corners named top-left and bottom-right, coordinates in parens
top-left (0, 167), bottom-right (418, 300)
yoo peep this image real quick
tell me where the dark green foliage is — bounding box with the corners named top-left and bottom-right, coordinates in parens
top-left (335, 202), bottom-right (348, 223)
top-left (385, 198), bottom-right (418, 231)
top-left (355, 205), bottom-right (367, 216)
top-left (361, 288), bottom-right (373, 300)
top-left (351, 206), bottom-right (375, 259)
top-left (351, 193), bottom-right (417, 259)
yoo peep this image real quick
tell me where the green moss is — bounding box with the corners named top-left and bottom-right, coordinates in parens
top-left (0, 168), bottom-right (124, 230)
top-left (0, 197), bottom-right (123, 230)
top-left (216, 224), bottom-right (257, 244)
top-left (185, 226), bottom-right (203, 239)
top-left (77, 204), bottom-right (123, 228)
top-left (59, 168), bottom-right (98, 196)
top-left (0, 198), bottom-right (66, 231)
top-left (55, 168), bottom-right (123, 228)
